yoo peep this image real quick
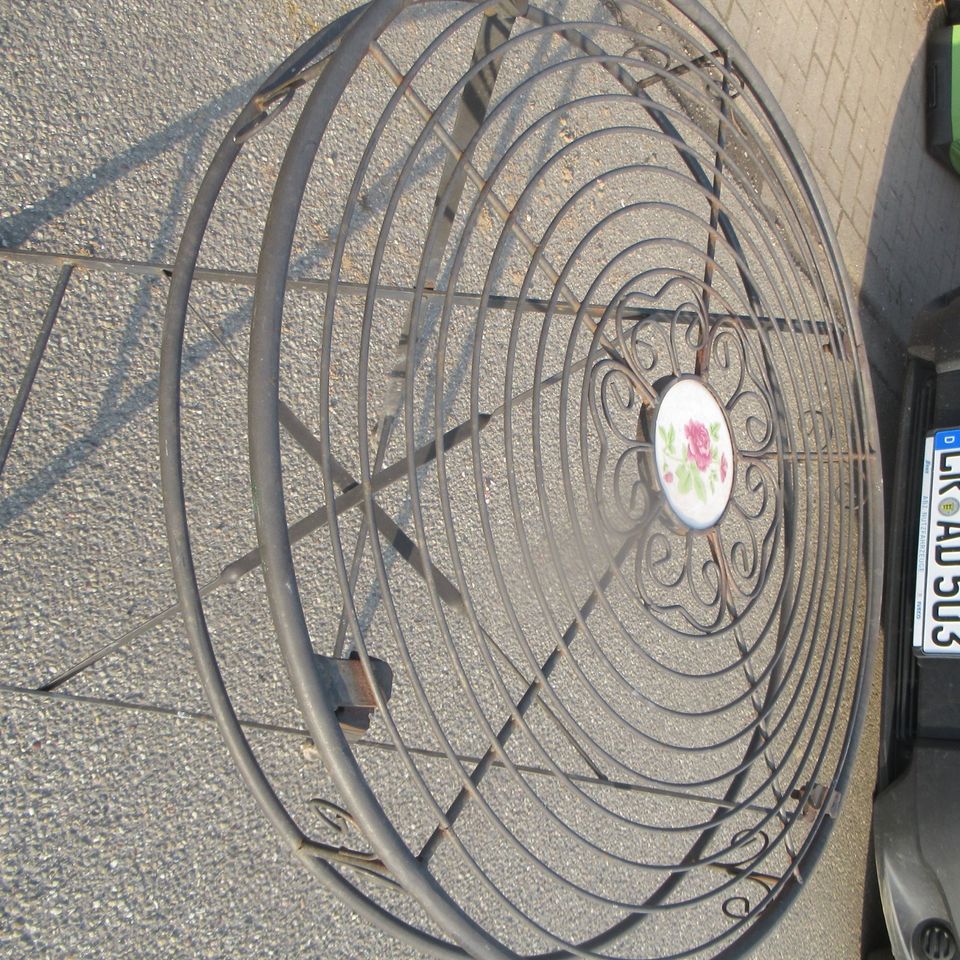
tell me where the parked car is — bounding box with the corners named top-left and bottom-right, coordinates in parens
top-left (872, 285), bottom-right (960, 960)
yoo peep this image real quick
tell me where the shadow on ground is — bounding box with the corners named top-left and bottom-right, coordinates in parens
top-left (858, 4), bottom-right (960, 492)
top-left (855, 4), bottom-right (960, 957)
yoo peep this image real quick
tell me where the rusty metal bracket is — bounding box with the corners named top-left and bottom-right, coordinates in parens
top-left (313, 654), bottom-right (393, 741)
top-left (793, 782), bottom-right (843, 823)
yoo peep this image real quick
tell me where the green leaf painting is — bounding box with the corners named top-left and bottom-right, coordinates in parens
top-left (658, 417), bottom-right (726, 506)
top-left (692, 469), bottom-right (706, 501)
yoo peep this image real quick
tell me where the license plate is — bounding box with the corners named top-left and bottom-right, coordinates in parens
top-left (914, 427), bottom-right (960, 655)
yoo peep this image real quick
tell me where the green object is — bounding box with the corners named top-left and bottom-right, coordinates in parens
top-left (951, 26), bottom-right (960, 173)
top-left (928, 24), bottom-right (960, 175)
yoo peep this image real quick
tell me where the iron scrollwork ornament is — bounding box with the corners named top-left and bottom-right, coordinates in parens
top-left (587, 276), bottom-right (785, 635)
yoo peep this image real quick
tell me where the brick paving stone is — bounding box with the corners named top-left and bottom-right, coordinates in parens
top-left (822, 0), bottom-right (848, 24)
top-left (853, 3), bottom-right (880, 54)
top-left (724, 0), bottom-right (753, 56)
top-left (812, 108), bottom-right (837, 168)
top-left (764, 60), bottom-right (787, 102)
top-left (840, 55), bottom-right (864, 120)
top-left (840, 150), bottom-right (863, 208)
top-left (767, 5), bottom-right (800, 71)
top-left (852, 197), bottom-right (873, 241)
top-left (837, 214), bottom-right (862, 273)
top-left (778, 76), bottom-right (805, 117)
top-left (832, 9), bottom-right (858, 68)
top-left (816, 3), bottom-right (841, 62)
top-left (799, 54), bottom-right (828, 126)
top-left (709, 0), bottom-right (734, 21)
top-left (829, 103), bottom-right (855, 170)
top-left (793, 0), bottom-right (820, 61)
top-left (849, 101), bottom-right (869, 167)
top-left (859, 57), bottom-right (886, 129)
top-left (822, 153), bottom-right (844, 196)
top-left (793, 110), bottom-right (816, 156)
top-left (823, 52), bottom-right (846, 117)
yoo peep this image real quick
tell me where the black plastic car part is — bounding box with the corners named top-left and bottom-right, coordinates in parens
top-left (875, 292), bottom-right (960, 960)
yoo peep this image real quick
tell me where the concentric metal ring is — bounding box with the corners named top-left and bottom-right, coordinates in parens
top-left (160, 2), bottom-right (882, 957)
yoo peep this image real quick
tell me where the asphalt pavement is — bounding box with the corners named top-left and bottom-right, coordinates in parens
top-left (3, 0), bottom-right (960, 958)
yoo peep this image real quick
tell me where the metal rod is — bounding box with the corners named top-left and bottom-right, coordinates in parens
top-left (34, 296), bottom-right (591, 693)
top-left (0, 681), bottom-right (777, 815)
top-left (38, 596), bottom-right (183, 692)
top-left (416, 535), bottom-right (636, 866)
top-left (2, 681), bottom-right (310, 735)
top-left (278, 394), bottom-right (617, 783)
top-left (331, 2), bottom-right (521, 659)
top-left (0, 246), bottom-right (837, 336)
top-left (0, 264), bottom-right (74, 476)
top-left (35, 411), bottom-right (490, 690)
top-left (699, 53), bottom-right (730, 326)
top-left (365, 39), bottom-right (632, 370)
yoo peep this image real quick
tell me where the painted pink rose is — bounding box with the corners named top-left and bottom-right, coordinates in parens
top-left (684, 419), bottom-right (711, 471)
top-left (664, 470), bottom-right (674, 483)
top-left (720, 452), bottom-right (728, 483)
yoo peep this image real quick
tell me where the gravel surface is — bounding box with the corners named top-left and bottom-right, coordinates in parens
top-left (2, 1), bottom-right (887, 958)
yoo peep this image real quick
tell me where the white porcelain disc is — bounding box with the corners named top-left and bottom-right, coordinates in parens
top-left (654, 378), bottom-right (734, 530)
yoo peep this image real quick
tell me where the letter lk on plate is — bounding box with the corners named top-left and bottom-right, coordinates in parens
top-left (914, 427), bottom-right (960, 655)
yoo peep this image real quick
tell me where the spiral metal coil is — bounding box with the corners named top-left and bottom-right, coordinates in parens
top-left (160, 1), bottom-right (882, 956)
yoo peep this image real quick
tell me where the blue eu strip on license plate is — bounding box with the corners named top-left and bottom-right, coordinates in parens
top-left (914, 427), bottom-right (960, 655)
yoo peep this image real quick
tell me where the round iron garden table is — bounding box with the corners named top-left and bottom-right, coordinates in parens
top-left (160, 1), bottom-right (883, 956)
